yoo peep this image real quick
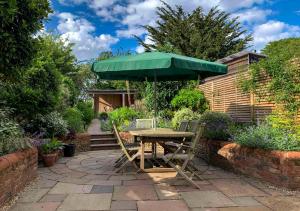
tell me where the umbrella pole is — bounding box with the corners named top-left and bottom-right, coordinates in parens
top-left (154, 72), bottom-right (157, 129)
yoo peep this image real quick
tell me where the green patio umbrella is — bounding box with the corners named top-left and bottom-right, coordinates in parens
top-left (91, 51), bottom-right (227, 127)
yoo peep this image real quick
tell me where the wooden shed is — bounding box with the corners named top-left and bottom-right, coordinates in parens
top-left (198, 51), bottom-right (271, 123)
top-left (87, 89), bottom-right (137, 115)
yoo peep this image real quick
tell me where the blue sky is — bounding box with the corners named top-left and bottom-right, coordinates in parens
top-left (45, 0), bottom-right (300, 61)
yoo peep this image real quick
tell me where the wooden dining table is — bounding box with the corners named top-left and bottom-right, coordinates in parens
top-left (128, 128), bottom-right (194, 172)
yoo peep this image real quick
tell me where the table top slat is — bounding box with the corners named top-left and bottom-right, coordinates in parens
top-left (129, 128), bottom-right (194, 138)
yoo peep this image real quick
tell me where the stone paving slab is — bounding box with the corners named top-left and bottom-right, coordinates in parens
top-left (49, 183), bottom-right (92, 194)
top-left (210, 179), bottom-right (267, 197)
top-left (18, 188), bottom-right (50, 203)
top-left (113, 185), bottom-right (158, 201)
top-left (111, 200), bottom-right (137, 210)
top-left (137, 200), bottom-right (189, 211)
top-left (254, 196), bottom-right (300, 211)
top-left (39, 194), bottom-right (67, 202)
top-left (181, 191), bottom-right (236, 208)
top-left (90, 185), bottom-right (113, 193)
top-left (11, 202), bottom-right (61, 211)
top-left (57, 193), bottom-right (112, 210)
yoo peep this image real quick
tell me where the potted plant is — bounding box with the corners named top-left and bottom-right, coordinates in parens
top-left (41, 138), bottom-right (64, 167)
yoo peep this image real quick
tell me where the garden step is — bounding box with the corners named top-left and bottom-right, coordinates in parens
top-left (90, 138), bottom-right (118, 145)
top-left (90, 133), bottom-right (115, 139)
top-left (90, 143), bottom-right (120, 150)
top-left (90, 137), bottom-right (117, 142)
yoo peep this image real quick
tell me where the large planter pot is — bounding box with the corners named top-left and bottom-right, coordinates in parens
top-left (42, 153), bottom-right (57, 167)
top-left (63, 144), bottom-right (76, 157)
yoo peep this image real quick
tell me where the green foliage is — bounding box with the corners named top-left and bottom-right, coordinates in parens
top-left (233, 124), bottom-right (300, 151)
top-left (63, 108), bottom-right (84, 133)
top-left (0, 108), bottom-right (31, 156)
top-left (144, 81), bottom-right (187, 112)
top-left (25, 111), bottom-right (68, 138)
top-left (109, 107), bottom-right (141, 130)
top-left (0, 35), bottom-right (78, 122)
top-left (41, 138), bottom-right (64, 154)
top-left (76, 101), bottom-right (94, 128)
top-left (241, 38), bottom-right (300, 113)
top-left (0, 0), bottom-right (52, 81)
top-left (171, 89), bottom-right (208, 112)
top-left (172, 108), bottom-right (200, 129)
top-left (199, 111), bottom-right (233, 140)
top-left (136, 2), bottom-right (252, 61)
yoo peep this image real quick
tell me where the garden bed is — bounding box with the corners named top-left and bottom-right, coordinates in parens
top-left (0, 147), bottom-right (38, 207)
top-left (201, 140), bottom-right (300, 190)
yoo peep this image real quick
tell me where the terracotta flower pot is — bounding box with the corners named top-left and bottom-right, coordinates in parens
top-left (42, 153), bottom-right (57, 167)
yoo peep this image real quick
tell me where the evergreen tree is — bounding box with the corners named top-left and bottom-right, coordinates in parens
top-left (136, 2), bottom-right (252, 61)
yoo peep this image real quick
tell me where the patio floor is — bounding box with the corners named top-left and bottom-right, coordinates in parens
top-left (9, 150), bottom-right (300, 211)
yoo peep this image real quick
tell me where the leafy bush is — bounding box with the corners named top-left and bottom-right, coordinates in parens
top-left (233, 124), bottom-right (300, 151)
top-left (158, 109), bottom-right (174, 120)
top-left (199, 111), bottom-right (233, 140)
top-left (100, 120), bottom-right (112, 131)
top-left (0, 108), bottom-right (31, 156)
top-left (109, 107), bottom-right (141, 130)
top-left (171, 89), bottom-right (208, 112)
top-left (41, 138), bottom-right (64, 154)
top-left (172, 108), bottom-right (200, 129)
top-left (63, 108), bottom-right (84, 133)
top-left (25, 111), bottom-right (68, 138)
top-left (76, 101), bottom-right (94, 128)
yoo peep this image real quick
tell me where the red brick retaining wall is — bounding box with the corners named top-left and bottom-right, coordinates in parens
top-left (0, 147), bottom-right (38, 207)
top-left (203, 140), bottom-right (300, 190)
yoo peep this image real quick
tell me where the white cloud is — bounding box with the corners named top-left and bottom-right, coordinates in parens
top-left (233, 7), bottom-right (272, 25)
top-left (135, 34), bottom-right (154, 53)
top-left (252, 20), bottom-right (300, 51)
top-left (57, 12), bottom-right (119, 60)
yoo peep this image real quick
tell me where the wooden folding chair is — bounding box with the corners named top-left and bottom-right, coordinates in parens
top-left (113, 124), bottom-right (140, 173)
top-left (178, 120), bottom-right (189, 131)
top-left (162, 122), bottom-right (205, 189)
top-left (136, 118), bottom-right (154, 129)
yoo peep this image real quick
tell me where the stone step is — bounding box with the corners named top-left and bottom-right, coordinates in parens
top-left (90, 132), bottom-right (115, 139)
top-left (90, 137), bottom-right (117, 144)
top-left (90, 143), bottom-right (120, 150)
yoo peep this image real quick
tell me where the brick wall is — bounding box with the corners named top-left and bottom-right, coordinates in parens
top-left (201, 140), bottom-right (300, 190)
top-left (0, 147), bottom-right (38, 207)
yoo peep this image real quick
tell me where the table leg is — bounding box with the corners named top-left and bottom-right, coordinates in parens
top-left (140, 141), bottom-right (145, 170)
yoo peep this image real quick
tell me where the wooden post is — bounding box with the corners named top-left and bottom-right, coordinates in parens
top-left (122, 93), bottom-right (126, 107)
top-left (93, 95), bottom-right (99, 117)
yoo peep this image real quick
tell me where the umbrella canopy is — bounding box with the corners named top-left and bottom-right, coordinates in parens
top-left (91, 51), bottom-right (227, 81)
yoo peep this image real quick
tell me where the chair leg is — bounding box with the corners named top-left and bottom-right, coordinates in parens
top-left (114, 159), bottom-right (130, 173)
top-left (114, 156), bottom-right (127, 168)
top-left (164, 159), bottom-right (201, 189)
top-left (115, 154), bottom-right (126, 164)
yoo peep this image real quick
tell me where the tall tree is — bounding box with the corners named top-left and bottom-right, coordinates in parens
top-left (0, 0), bottom-right (51, 81)
top-left (136, 2), bottom-right (252, 61)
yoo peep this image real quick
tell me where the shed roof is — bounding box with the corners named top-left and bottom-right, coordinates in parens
top-left (217, 51), bottom-right (266, 64)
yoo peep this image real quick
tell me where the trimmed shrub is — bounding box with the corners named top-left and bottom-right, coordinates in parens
top-left (199, 111), bottom-right (233, 140)
top-left (172, 108), bottom-right (200, 129)
top-left (233, 124), bottom-right (300, 151)
top-left (63, 108), bottom-right (84, 133)
top-left (76, 101), bottom-right (94, 128)
top-left (171, 89), bottom-right (208, 113)
top-left (109, 107), bottom-right (141, 131)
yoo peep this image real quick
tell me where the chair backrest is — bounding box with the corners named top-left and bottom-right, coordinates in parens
top-left (178, 120), bottom-right (189, 131)
top-left (187, 120), bottom-right (200, 133)
top-left (112, 123), bottom-right (132, 159)
top-left (187, 122), bottom-right (205, 159)
top-left (136, 119), bottom-right (154, 129)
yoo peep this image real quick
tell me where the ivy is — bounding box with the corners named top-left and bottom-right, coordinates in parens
top-left (241, 38), bottom-right (300, 114)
